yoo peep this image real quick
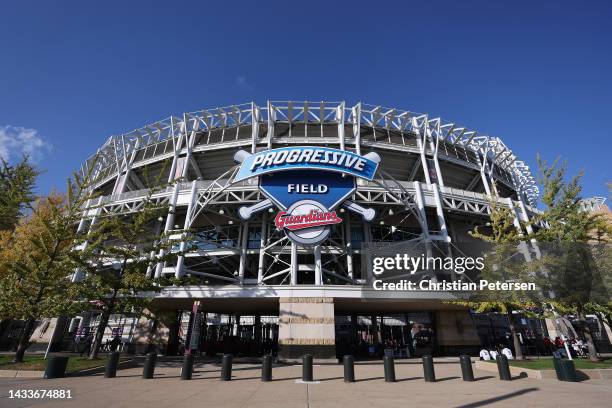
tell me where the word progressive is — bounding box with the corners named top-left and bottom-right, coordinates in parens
top-left (250, 148), bottom-right (368, 172)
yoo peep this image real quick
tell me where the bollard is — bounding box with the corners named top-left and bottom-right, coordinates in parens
top-left (496, 354), bottom-right (511, 381)
top-left (343, 355), bottom-right (355, 382)
top-left (44, 356), bottom-right (69, 379)
top-left (142, 352), bottom-right (157, 379)
top-left (181, 353), bottom-right (194, 380)
top-left (261, 355), bottom-right (272, 382)
top-left (459, 355), bottom-right (474, 381)
top-left (221, 354), bottom-right (232, 381)
top-left (422, 355), bottom-right (436, 382)
top-left (302, 354), bottom-right (313, 382)
top-left (383, 355), bottom-right (396, 382)
top-left (105, 351), bottom-right (121, 378)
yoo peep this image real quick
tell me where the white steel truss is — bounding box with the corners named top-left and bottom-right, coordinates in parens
top-left (84, 101), bottom-right (538, 207)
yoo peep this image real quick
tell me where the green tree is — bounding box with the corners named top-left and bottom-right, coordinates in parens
top-left (0, 157), bottom-right (39, 231)
top-left (0, 173), bottom-right (92, 362)
top-left (529, 156), bottom-right (610, 361)
top-left (464, 197), bottom-right (539, 360)
top-left (72, 191), bottom-right (176, 359)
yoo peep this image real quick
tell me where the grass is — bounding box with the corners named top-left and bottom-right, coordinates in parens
top-left (484, 357), bottom-right (612, 370)
top-left (0, 355), bottom-right (124, 372)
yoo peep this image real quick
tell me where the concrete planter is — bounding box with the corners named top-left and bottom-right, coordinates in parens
top-left (475, 360), bottom-right (612, 380)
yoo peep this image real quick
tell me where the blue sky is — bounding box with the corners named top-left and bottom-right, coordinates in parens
top-left (1, 0), bottom-right (610, 203)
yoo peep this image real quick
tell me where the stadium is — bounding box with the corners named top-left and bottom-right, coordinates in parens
top-left (54, 101), bottom-right (545, 359)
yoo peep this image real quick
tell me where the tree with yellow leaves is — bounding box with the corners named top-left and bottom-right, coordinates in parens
top-left (0, 178), bottom-right (91, 362)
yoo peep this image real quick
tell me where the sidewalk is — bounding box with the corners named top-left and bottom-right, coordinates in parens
top-left (1, 359), bottom-right (612, 408)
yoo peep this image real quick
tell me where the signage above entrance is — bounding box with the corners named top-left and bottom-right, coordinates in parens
top-left (233, 147), bottom-right (381, 246)
top-left (260, 170), bottom-right (355, 210)
top-left (234, 146), bottom-right (379, 182)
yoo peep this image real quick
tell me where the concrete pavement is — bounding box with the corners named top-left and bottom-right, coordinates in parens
top-left (1, 359), bottom-right (611, 408)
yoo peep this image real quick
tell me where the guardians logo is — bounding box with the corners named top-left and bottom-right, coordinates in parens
top-left (233, 147), bottom-right (380, 246)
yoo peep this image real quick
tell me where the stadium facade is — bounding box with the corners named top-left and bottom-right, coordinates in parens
top-left (13, 101), bottom-right (553, 359)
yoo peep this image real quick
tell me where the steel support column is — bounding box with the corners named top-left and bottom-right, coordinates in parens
top-left (167, 122), bottom-right (186, 183)
top-left (478, 154), bottom-right (492, 196)
top-left (267, 100), bottom-right (274, 150)
top-left (251, 102), bottom-right (260, 153)
top-left (175, 181), bottom-right (198, 279)
top-left (344, 213), bottom-right (354, 279)
top-left (290, 243), bottom-right (298, 285)
top-left (427, 123), bottom-right (445, 187)
top-left (155, 183), bottom-right (180, 278)
top-left (415, 119), bottom-right (432, 186)
top-left (505, 197), bottom-right (533, 262)
top-left (72, 196), bottom-right (103, 282)
top-left (238, 222), bottom-right (249, 284)
top-left (413, 182), bottom-right (431, 239)
top-left (352, 103), bottom-right (361, 155)
top-left (314, 245), bottom-right (322, 285)
top-left (257, 215), bottom-right (267, 284)
top-left (337, 101), bottom-right (345, 151)
top-left (432, 184), bottom-right (450, 242)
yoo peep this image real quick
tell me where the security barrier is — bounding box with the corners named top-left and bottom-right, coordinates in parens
top-left (343, 355), bottom-right (355, 382)
top-left (459, 355), bottom-right (474, 381)
top-left (261, 355), bottom-right (272, 382)
top-left (221, 354), bottom-right (232, 381)
top-left (383, 356), bottom-right (396, 382)
top-left (181, 353), bottom-right (194, 380)
top-left (142, 352), bottom-right (157, 379)
top-left (422, 355), bottom-right (436, 382)
top-left (302, 354), bottom-right (313, 382)
top-left (105, 352), bottom-right (120, 378)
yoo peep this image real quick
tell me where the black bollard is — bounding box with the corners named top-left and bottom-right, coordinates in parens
top-left (383, 355), bottom-right (396, 382)
top-left (142, 352), bottom-right (157, 379)
top-left (422, 355), bottom-right (436, 382)
top-left (302, 354), bottom-right (313, 382)
top-left (261, 355), bottom-right (272, 382)
top-left (343, 355), bottom-right (355, 382)
top-left (221, 354), bottom-right (233, 381)
top-left (105, 351), bottom-right (121, 378)
top-left (459, 355), bottom-right (474, 381)
top-left (496, 355), bottom-right (511, 381)
top-left (181, 353), bottom-right (194, 380)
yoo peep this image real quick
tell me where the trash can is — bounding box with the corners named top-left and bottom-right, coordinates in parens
top-left (558, 360), bottom-right (578, 382)
top-left (45, 356), bottom-right (69, 379)
top-left (553, 357), bottom-right (565, 381)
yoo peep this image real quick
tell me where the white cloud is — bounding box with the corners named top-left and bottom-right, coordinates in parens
top-left (235, 75), bottom-right (254, 91)
top-left (0, 125), bottom-right (51, 163)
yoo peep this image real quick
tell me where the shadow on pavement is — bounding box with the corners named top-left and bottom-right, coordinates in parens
top-left (473, 376), bottom-right (495, 381)
top-left (318, 376), bottom-right (344, 382)
top-left (454, 388), bottom-right (539, 408)
top-left (355, 376), bottom-right (385, 382)
top-left (435, 376), bottom-right (460, 382)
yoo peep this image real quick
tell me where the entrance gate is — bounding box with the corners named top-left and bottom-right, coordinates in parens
top-left (335, 312), bottom-right (436, 359)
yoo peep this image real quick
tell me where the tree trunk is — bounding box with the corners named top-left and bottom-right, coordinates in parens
top-left (506, 306), bottom-right (524, 360)
top-left (577, 311), bottom-right (600, 362)
top-left (89, 309), bottom-right (110, 360)
top-left (13, 317), bottom-right (36, 363)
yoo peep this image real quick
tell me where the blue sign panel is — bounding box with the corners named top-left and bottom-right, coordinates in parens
top-left (234, 147), bottom-right (379, 182)
top-left (260, 170), bottom-right (355, 210)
